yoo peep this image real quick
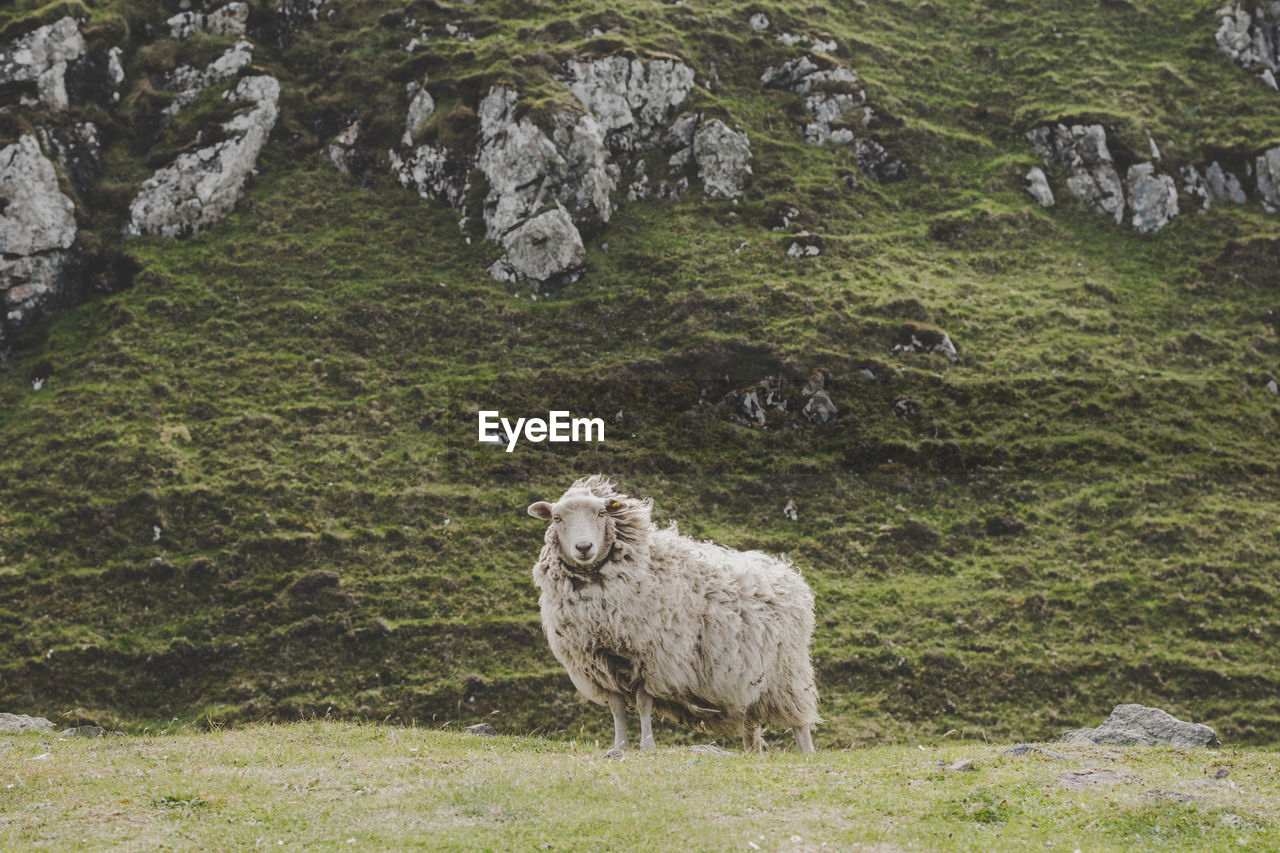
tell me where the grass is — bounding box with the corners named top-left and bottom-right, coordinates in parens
top-left (1, 724), bottom-right (1276, 851)
top-left (1, 0), bottom-right (1280, 749)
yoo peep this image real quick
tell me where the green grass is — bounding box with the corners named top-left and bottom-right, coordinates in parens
top-left (1, 0), bottom-right (1280, 747)
top-left (1, 724), bottom-right (1276, 851)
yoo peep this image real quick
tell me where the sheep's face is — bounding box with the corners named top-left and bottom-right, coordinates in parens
top-left (528, 492), bottom-right (617, 569)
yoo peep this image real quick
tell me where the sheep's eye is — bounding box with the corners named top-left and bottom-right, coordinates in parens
top-left (598, 510), bottom-right (606, 517)
top-left (552, 516), bottom-right (561, 523)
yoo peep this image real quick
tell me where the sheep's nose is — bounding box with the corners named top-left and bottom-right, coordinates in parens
top-left (574, 541), bottom-right (593, 557)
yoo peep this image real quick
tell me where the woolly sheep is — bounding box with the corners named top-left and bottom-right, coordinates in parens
top-left (527, 475), bottom-right (820, 753)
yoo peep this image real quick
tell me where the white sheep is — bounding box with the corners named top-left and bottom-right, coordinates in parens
top-left (527, 475), bottom-right (820, 753)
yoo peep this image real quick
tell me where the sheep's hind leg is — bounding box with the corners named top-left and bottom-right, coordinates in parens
top-left (636, 686), bottom-right (656, 751)
top-left (743, 726), bottom-right (765, 753)
top-left (608, 693), bottom-right (629, 751)
top-left (793, 725), bottom-right (815, 754)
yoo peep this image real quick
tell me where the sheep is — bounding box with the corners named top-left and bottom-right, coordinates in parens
top-left (527, 475), bottom-right (820, 753)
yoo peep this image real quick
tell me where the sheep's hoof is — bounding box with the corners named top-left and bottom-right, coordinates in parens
top-left (602, 748), bottom-right (626, 760)
top-left (639, 740), bottom-right (656, 751)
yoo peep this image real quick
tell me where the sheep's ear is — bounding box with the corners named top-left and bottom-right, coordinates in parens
top-left (528, 501), bottom-right (553, 520)
top-left (604, 499), bottom-right (623, 513)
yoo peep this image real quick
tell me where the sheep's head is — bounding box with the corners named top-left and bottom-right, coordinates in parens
top-left (528, 476), bottom-right (652, 571)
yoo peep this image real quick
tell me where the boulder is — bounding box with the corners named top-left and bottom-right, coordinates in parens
top-left (0, 135), bottom-right (77, 256)
top-left (1126, 164), bottom-right (1178, 232)
top-left (0, 713), bottom-right (54, 733)
top-left (0, 16), bottom-right (85, 110)
top-left (693, 119), bottom-right (752, 198)
top-left (128, 75), bottom-right (281, 238)
top-left (1179, 165), bottom-right (1211, 212)
top-left (390, 142), bottom-right (469, 208)
top-left (561, 56), bottom-right (696, 152)
top-left (1025, 166), bottom-right (1055, 207)
top-left (1061, 703), bottom-right (1220, 748)
top-left (497, 205), bottom-right (586, 287)
top-left (1027, 123), bottom-right (1125, 223)
top-left (160, 40), bottom-right (255, 124)
top-left (168, 2), bottom-right (250, 39)
top-left (1215, 4), bottom-right (1280, 74)
top-left (1206, 160), bottom-right (1248, 204)
top-left (802, 390), bottom-right (837, 423)
top-left (1256, 145), bottom-right (1280, 208)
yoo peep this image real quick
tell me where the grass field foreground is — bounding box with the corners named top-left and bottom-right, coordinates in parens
top-left (1, 723), bottom-right (1277, 851)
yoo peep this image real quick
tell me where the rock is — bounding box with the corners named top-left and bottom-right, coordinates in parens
top-left (689, 744), bottom-right (732, 756)
top-left (892, 326), bottom-right (958, 362)
top-left (0, 16), bottom-right (85, 110)
top-left (329, 121), bottom-right (366, 176)
top-left (761, 56), bottom-right (857, 95)
top-left (36, 122), bottom-right (102, 198)
top-left (724, 376), bottom-right (786, 427)
top-left (854, 139), bottom-right (908, 183)
top-left (802, 389), bottom-right (837, 423)
top-left (602, 747), bottom-right (625, 759)
top-left (60, 725), bottom-right (106, 738)
top-left (945, 758), bottom-right (976, 772)
top-left (783, 498), bottom-right (798, 521)
top-left (1255, 145), bottom-right (1280, 208)
top-left (984, 515), bottom-right (1026, 536)
top-left (128, 75), bottom-right (281, 238)
top-left (693, 119), bottom-right (751, 198)
top-left (276, 0), bottom-right (331, 45)
top-left (1215, 4), bottom-right (1280, 75)
top-left (1179, 165), bottom-right (1211, 212)
top-left (1025, 167), bottom-right (1055, 207)
top-left (464, 722), bottom-right (497, 736)
top-left (561, 56), bottom-right (695, 153)
top-left (1027, 124), bottom-right (1125, 224)
top-left (1205, 161), bottom-right (1247, 204)
top-left (168, 3), bottom-right (250, 39)
top-left (0, 713), bottom-right (54, 732)
top-left (0, 135), bottom-right (77, 256)
top-left (1002, 744), bottom-right (1066, 759)
top-left (498, 205), bottom-right (586, 287)
top-left (1057, 768), bottom-right (1127, 790)
top-left (748, 13), bottom-right (770, 31)
top-left (390, 142), bottom-right (468, 207)
top-left (160, 40), bottom-right (255, 125)
top-left (402, 78), bottom-right (435, 146)
top-left (1061, 703), bottom-right (1220, 748)
top-left (2, 250), bottom-right (82, 349)
top-left (1126, 164), bottom-right (1178, 232)
top-left (786, 233), bottom-right (823, 257)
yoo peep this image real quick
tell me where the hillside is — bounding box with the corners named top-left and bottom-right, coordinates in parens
top-left (0, 0), bottom-right (1279, 747)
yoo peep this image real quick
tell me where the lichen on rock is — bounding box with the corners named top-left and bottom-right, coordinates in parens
top-left (0, 16), bottom-right (86, 111)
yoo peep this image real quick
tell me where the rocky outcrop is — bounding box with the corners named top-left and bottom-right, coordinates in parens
top-left (1216, 3), bottom-right (1280, 87)
top-left (0, 134), bottom-right (80, 349)
top-left (1062, 704), bottom-right (1221, 748)
top-left (1027, 123), bottom-right (1125, 224)
top-left (128, 75), bottom-right (281, 238)
top-left (1256, 145), bottom-right (1280, 209)
top-left (561, 56), bottom-right (696, 152)
top-left (761, 54), bottom-right (905, 182)
top-left (160, 40), bottom-right (255, 124)
top-left (1025, 166), bottom-right (1055, 207)
top-left (1126, 164), bottom-right (1178, 232)
top-left (0, 16), bottom-right (85, 110)
top-left (487, 205), bottom-right (586, 286)
top-left (168, 3), bottom-right (250, 39)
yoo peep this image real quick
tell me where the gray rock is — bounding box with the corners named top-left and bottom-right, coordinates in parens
top-left (168, 3), bottom-right (250, 39)
top-left (60, 725), bottom-right (106, 738)
top-left (693, 119), bottom-right (751, 198)
top-left (390, 142), bottom-right (468, 208)
top-left (0, 135), bottom-right (77, 256)
top-left (402, 78), bottom-right (435, 146)
top-left (561, 56), bottom-right (695, 152)
top-left (1256, 145), bottom-right (1280, 208)
top-left (464, 722), bottom-right (497, 736)
top-left (1058, 768), bottom-right (1127, 790)
top-left (1061, 704), bottom-right (1220, 748)
top-left (1216, 3), bottom-right (1280, 74)
top-left (1205, 161), bottom-right (1247, 204)
top-left (276, 0), bottom-right (330, 44)
top-left (689, 743), bottom-right (732, 756)
top-left (748, 13), bottom-right (770, 31)
top-left (160, 40), bottom-right (254, 125)
top-left (329, 120), bottom-right (364, 176)
top-left (499, 205), bottom-right (585, 287)
top-left (1179, 165), bottom-right (1211, 212)
top-left (1025, 166), bottom-right (1055, 207)
top-left (803, 389), bottom-right (837, 423)
top-left (1126, 164), bottom-right (1178, 232)
top-left (2, 250), bottom-right (81, 346)
top-left (761, 55), bottom-right (856, 95)
top-left (0, 713), bottom-right (54, 733)
top-left (1027, 124), bottom-right (1125, 223)
top-left (0, 16), bottom-right (85, 110)
top-left (854, 139), bottom-right (908, 183)
top-left (36, 122), bottom-right (102, 197)
top-left (1002, 744), bottom-right (1066, 759)
top-left (128, 75), bottom-right (281, 238)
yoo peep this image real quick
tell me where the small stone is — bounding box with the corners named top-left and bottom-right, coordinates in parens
top-left (748, 12), bottom-right (769, 31)
top-left (464, 723), bottom-right (497, 736)
top-left (1025, 167), bottom-right (1055, 207)
top-left (602, 748), bottom-right (625, 759)
top-left (946, 758), bottom-right (976, 772)
top-left (783, 499), bottom-right (798, 521)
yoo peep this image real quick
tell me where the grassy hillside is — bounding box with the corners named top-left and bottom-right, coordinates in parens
top-left (1, 0), bottom-right (1279, 747)
top-left (2, 724), bottom-right (1276, 850)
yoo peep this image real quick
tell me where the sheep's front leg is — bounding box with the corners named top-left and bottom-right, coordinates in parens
top-left (608, 693), bottom-right (629, 751)
top-left (636, 686), bottom-right (656, 750)
top-left (793, 725), bottom-right (815, 754)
